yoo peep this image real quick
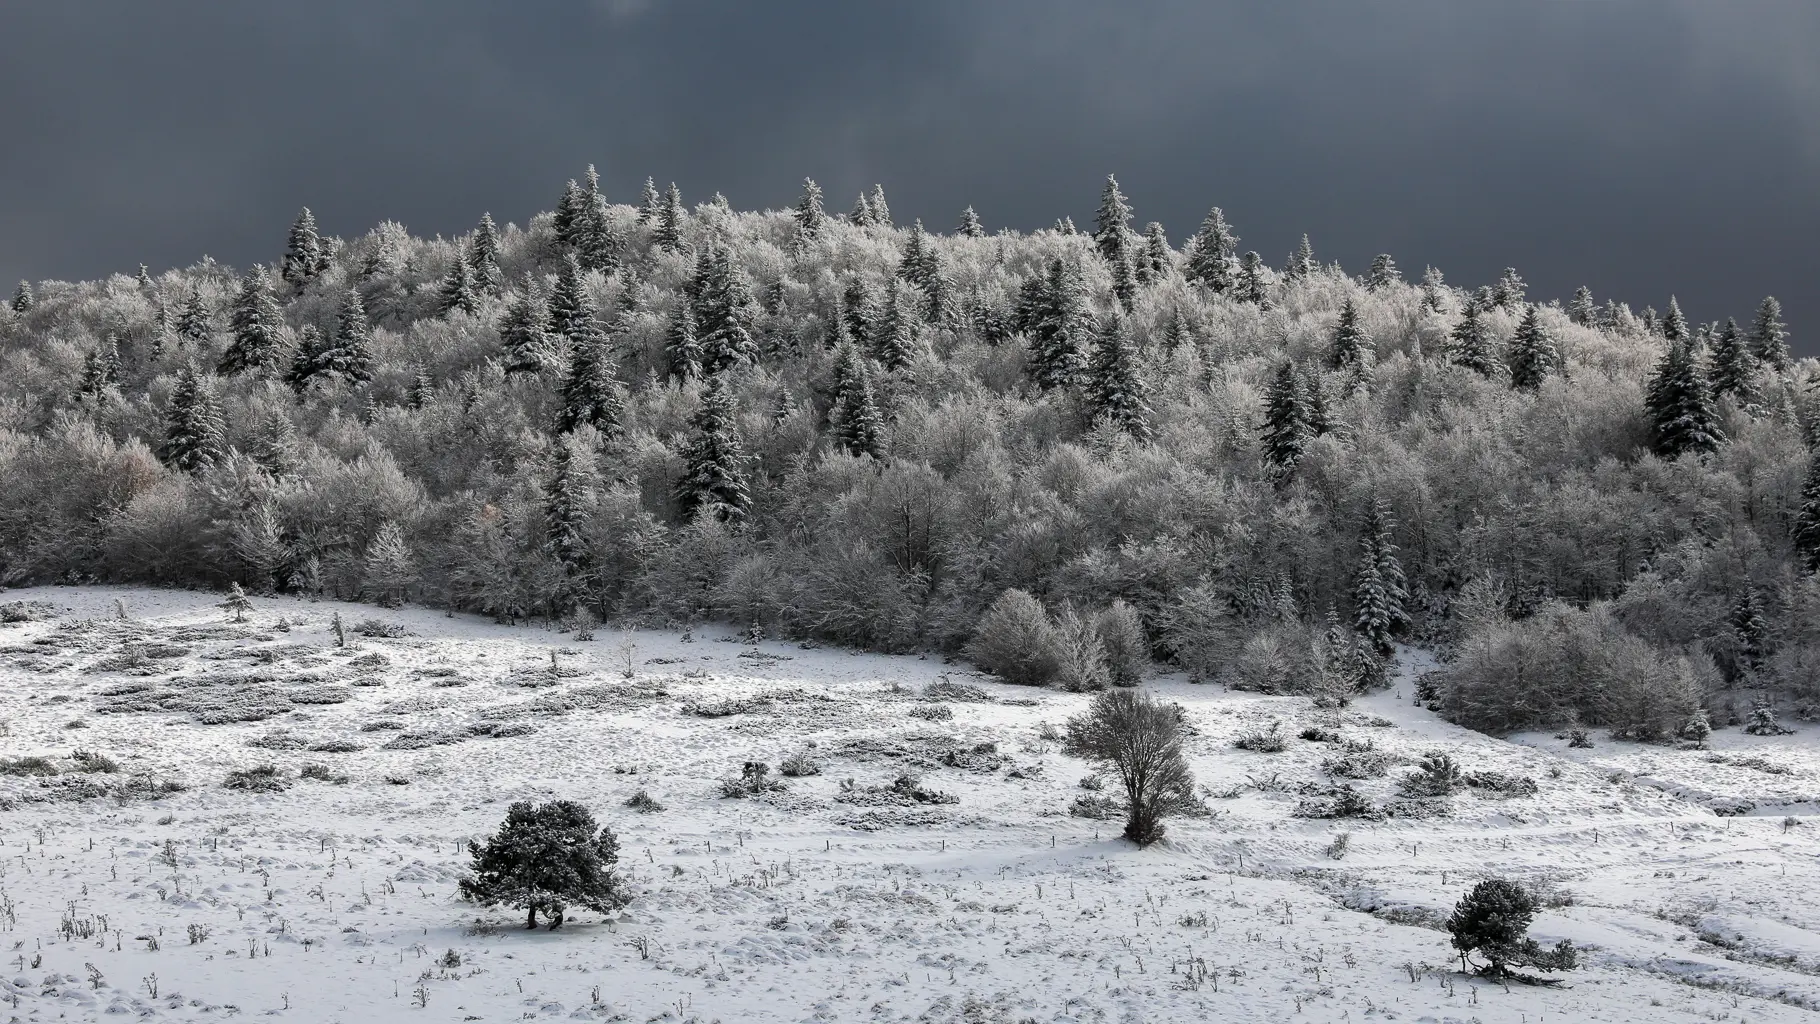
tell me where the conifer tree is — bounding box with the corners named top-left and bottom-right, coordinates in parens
top-left (1730, 582), bottom-right (1770, 676)
top-left (1709, 317), bottom-right (1757, 402)
top-left (285, 325), bottom-right (329, 392)
top-left (1184, 208), bottom-right (1238, 292)
top-left (161, 365), bottom-right (228, 473)
top-left (656, 183), bottom-right (685, 251)
top-left (1508, 305), bottom-right (1559, 391)
top-left (555, 335), bottom-right (622, 436)
top-left (1751, 296), bottom-right (1790, 371)
top-left (868, 184), bottom-right (892, 227)
top-left (499, 282), bottom-right (553, 375)
top-left (1260, 361), bottom-right (1311, 472)
top-left (958, 206), bottom-right (984, 238)
top-left (360, 229), bottom-right (402, 280)
top-left (827, 344), bottom-right (885, 458)
top-left (219, 268), bottom-right (285, 376)
top-left (897, 220), bottom-right (937, 290)
top-left (281, 208), bottom-right (324, 290)
top-left (1236, 252), bottom-right (1268, 305)
top-left (1794, 447), bottom-right (1820, 573)
top-left (1644, 337), bottom-right (1726, 459)
top-left (1641, 306), bottom-right (1661, 336)
top-left (1661, 296), bottom-right (1689, 343)
top-left (10, 280), bottom-right (33, 313)
top-left (543, 437), bottom-right (597, 596)
top-left (252, 409), bottom-right (301, 476)
top-left (674, 374), bottom-right (751, 526)
top-left (1094, 174), bottom-right (1134, 265)
top-left (1299, 366), bottom-right (1331, 437)
top-left (1111, 250), bottom-right (1139, 312)
top-left (1055, 216), bottom-right (1079, 235)
top-left (1138, 222), bottom-right (1171, 284)
top-left (76, 335), bottom-right (121, 402)
top-left (873, 278), bottom-right (920, 374)
top-left (438, 252), bottom-right (479, 317)
top-left (1352, 499), bottom-right (1409, 656)
top-left (1027, 255), bottom-right (1094, 390)
top-left (637, 177), bottom-right (661, 225)
top-left (843, 277), bottom-right (880, 349)
top-left (571, 165), bottom-right (619, 273)
top-left (1447, 304), bottom-right (1499, 377)
top-left (176, 285), bottom-right (214, 345)
top-left (136, 264), bottom-right (154, 291)
top-left (554, 178), bottom-right (585, 249)
top-left (793, 177), bottom-right (826, 239)
top-left (691, 244), bottom-right (759, 374)
top-left (549, 254), bottom-right (605, 354)
top-left (407, 361), bottom-right (433, 409)
top-left (1328, 297), bottom-right (1368, 370)
top-left (850, 192), bottom-right (874, 226)
top-left (1492, 268), bottom-right (1526, 310)
top-left (664, 303), bottom-right (701, 382)
top-left (327, 288), bottom-right (374, 383)
top-left (1420, 266), bottom-right (1448, 313)
top-left (1159, 306), bottom-right (1194, 354)
top-left (1367, 254), bottom-right (1400, 290)
top-left (469, 213), bottom-right (503, 293)
top-left (1087, 316), bottom-right (1152, 440)
top-left (1284, 234), bottom-right (1316, 279)
top-left (1568, 286), bottom-right (1596, 326)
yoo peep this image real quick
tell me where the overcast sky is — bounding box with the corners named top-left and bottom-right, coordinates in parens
top-left (3, 1), bottom-right (1816, 352)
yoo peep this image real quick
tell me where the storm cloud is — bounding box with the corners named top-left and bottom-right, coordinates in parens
top-left (2, 0), bottom-right (1815, 350)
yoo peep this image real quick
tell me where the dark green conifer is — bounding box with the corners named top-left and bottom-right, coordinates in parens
top-left (555, 335), bottom-right (622, 436)
top-left (867, 185), bottom-right (891, 228)
top-left (469, 213), bottom-right (503, 293)
top-left (637, 177), bottom-right (661, 226)
top-left (176, 285), bottom-right (214, 345)
top-left (1094, 174), bottom-right (1134, 265)
top-left (161, 365), bottom-right (228, 473)
top-left (1662, 296), bottom-right (1689, 343)
top-left (793, 178), bottom-right (826, 240)
top-left (220, 268), bottom-right (285, 376)
top-left (674, 374), bottom-right (751, 526)
top-left (1284, 234), bottom-right (1316, 279)
top-left (1184, 208), bottom-right (1238, 292)
top-left (327, 288), bottom-right (373, 383)
top-left (1644, 337), bottom-right (1726, 459)
top-left (664, 303), bottom-right (701, 383)
top-left (1236, 252), bottom-right (1268, 306)
top-left (281, 208), bottom-right (324, 290)
top-left (1328, 298), bottom-right (1368, 370)
top-left (1751, 296), bottom-right (1790, 371)
top-left (958, 206), bottom-right (984, 238)
top-left (285, 325), bottom-right (330, 392)
top-left (1492, 268), bottom-right (1526, 310)
top-left (1794, 447), bottom-right (1820, 573)
top-left (1568, 286), bottom-right (1596, 326)
top-left (499, 282), bottom-right (553, 375)
top-left (1352, 498), bottom-right (1409, 656)
top-left (438, 252), bottom-right (479, 317)
top-left (1367, 254), bottom-right (1400, 290)
top-left (1137, 223), bottom-right (1171, 284)
top-left (1447, 304), bottom-right (1499, 377)
top-left (1420, 266), bottom-right (1448, 314)
top-left (873, 278), bottom-right (920, 374)
top-left (1260, 361), bottom-right (1311, 473)
top-left (1508, 305), bottom-right (1559, 391)
top-left (690, 244), bottom-right (759, 374)
top-left (827, 344), bottom-right (886, 458)
top-left (1709, 317), bottom-right (1757, 402)
top-left (656, 183), bottom-right (685, 252)
top-left (1027, 255), bottom-right (1094, 390)
top-left (1087, 316), bottom-right (1152, 440)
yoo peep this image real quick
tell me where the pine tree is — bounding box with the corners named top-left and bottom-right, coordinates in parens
top-left (1184, 208), bottom-right (1238, 292)
top-left (656, 183), bottom-right (685, 251)
top-left (554, 178), bottom-right (586, 249)
top-left (252, 409), bottom-right (301, 476)
top-left (549, 253), bottom-right (605, 353)
top-left (438, 252), bottom-right (478, 316)
top-left (1730, 582), bottom-right (1770, 675)
top-left (1492, 268), bottom-right (1526, 310)
top-left (1236, 252), bottom-right (1268, 305)
top-left (958, 206), bottom-right (984, 238)
top-left (219, 268), bottom-right (285, 376)
top-left (9, 280), bottom-right (33, 313)
top-left (663, 303), bottom-right (701, 383)
top-left (1328, 298), bottom-right (1368, 370)
top-left (407, 361), bottom-right (433, 409)
top-left (458, 801), bottom-right (628, 931)
top-left (1055, 216), bottom-right (1079, 235)
top-left (1794, 447), bottom-right (1820, 573)
top-left (326, 288), bottom-right (373, 383)
top-left (1751, 296), bottom-right (1790, 371)
top-left (285, 325), bottom-right (330, 392)
top-left (1110, 250), bottom-right (1139, 312)
top-left (637, 177), bottom-right (661, 225)
top-left (1709, 317), bottom-right (1758, 402)
top-left (1138, 222), bottom-right (1171, 284)
top-left (1447, 304), bottom-right (1499, 377)
top-left (176, 285), bottom-right (214, 345)
top-left (867, 184), bottom-right (892, 228)
top-left (1367, 254), bottom-right (1400, 290)
top-left (793, 177), bottom-right (826, 240)
top-left (1299, 366), bottom-right (1331, 437)
top-left (469, 213), bottom-right (503, 293)
top-left (1662, 296), bottom-right (1689, 343)
top-left (75, 335), bottom-right (121, 402)
top-left (1284, 234), bottom-right (1316, 279)
top-left (873, 278), bottom-right (920, 374)
top-left (499, 282), bottom-right (553, 375)
top-left (1260, 361), bottom-right (1311, 473)
top-left (1508, 305), bottom-right (1559, 391)
top-left (161, 365), bottom-right (228, 473)
top-left (1420, 266), bottom-right (1448, 313)
top-left (1087, 316), bottom-right (1151, 440)
top-left (843, 277), bottom-right (880, 348)
top-left (1027, 255), bottom-right (1094, 390)
top-left (555, 335), bottom-right (622, 436)
top-left (221, 582), bottom-right (254, 623)
top-left (544, 437), bottom-right (596, 592)
top-left (1568, 286), bottom-right (1596, 326)
top-left (827, 344), bottom-right (885, 458)
top-left (691, 244), bottom-right (759, 374)
top-left (1094, 174), bottom-right (1134, 265)
top-left (1352, 499), bottom-right (1409, 656)
top-left (850, 192), bottom-right (874, 226)
top-left (362, 521), bottom-right (414, 608)
top-left (674, 374), bottom-right (751, 526)
top-left (570, 165), bottom-right (619, 273)
top-left (281, 208), bottom-right (324, 290)
top-left (1644, 337), bottom-right (1726, 459)
top-left (136, 264), bottom-right (154, 291)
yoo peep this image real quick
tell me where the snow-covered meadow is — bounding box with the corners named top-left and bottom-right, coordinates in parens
top-left (1, 586), bottom-right (1818, 1023)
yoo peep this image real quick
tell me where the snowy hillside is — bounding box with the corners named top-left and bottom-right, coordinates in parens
top-left (2, 586), bottom-right (1818, 1023)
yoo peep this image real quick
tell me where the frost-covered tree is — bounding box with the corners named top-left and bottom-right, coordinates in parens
top-left (691, 244), bottom-right (759, 374)
top-left (1709, 317), bottom-right (1757, 402)
top-left (1137, 222), bottom-right (1171, 284)
top-left (1086, 315), bottom-right (1151, 440)
top-left (637, 177), bottom-right (660, 225)
top-left (219, 268), bottom-right (285, 376)
top-left (1447, 304), bottom-right (1499, 377)
top-left (1328, 297), bottom-right (1368, 370)
top-left (161, 365), bottom-right (228, 473)
top-left (1492, 268), bottom-right (1526, 310)
top-left (281, 208), bottom-right (324, 290)
top-left (76, 335), bottom-right (121, 402)
top-left (1644, 337), bottom-right (1725, 459)
top-left (543, 437), bottom-right (596, 594)
top-left (10, 280), bottom-right (33, 313)
top-left (1794, 447), bottom-right (1820, 573)
top-left (1027, 255), bottom-right (1094, 390)
top-left (469, 213), bottom-right (503, 293)
top-left (873, 278), bottom-right (920, 375)
top-left (555, 333), bottom-right (622, 436)
top-left (1568, 286), bottom-right (1596, 326)
top-left (1730, 582), bottom-right (1770, 676)
top-left (1447, 879), bottom-right (1577, 979)
top-left (1366, 254), bottom-right (1400, 290)
top-left (176, 285), bottom-right (214, 346)
top-left (842, 277), bottom-right (880, 350)
top-left (1508, 305), bottom-right (1559, 391)
top-left (548, 254), bottom-right (604, 352)
top-left (284, 325), bottom-right (330, 392)
top-left (1420, 265), bottom-right (1448, 313)
top-left (1352, 499), bottom-right (1409, 656)
top-left (1063, 689), bottom-right (1195, 847)
top-left (793, 177), bottom-right (826, 240)
top-left (221, 582), bottom-right (253, 622)
top-left (459, 801), bottom-right (629, 931)
top-left (1184, 207), bottom-right (1238, 293)
top-left (363, 521), bottom-right (414, 607)
top-left (850, 192), bottom-right (874, 226)
top-left (1661, 295), bottom-right (1689, 343)
top-left (868, 184), bottom-right (892, 227)
top-left (1094, 174), bottom-right (1134, 265)
top-left (499, 283), bottom-right (553, 375)
top-left (656, 182), bottom-right (685, 252)
top-left (1260, 361), bottom-right (1312, 473)
top-left (674, 374), bottom-right (751, 526)
top-left (957, 205), bottom-right (984, 238)
top-left (664, 303), bottom-right (701, 383)
top-left (438, 252), bottom-right (478, 317)
top-left (1236, 251), bottom-right (1268, 305)
top-left (1284, 234), bottom-right (1316, 279)
top-left (322, 288), bottom-right (373, 384)
top-left (827, 344), bottom-right (885, 458)
top-left (1750, 296), bottom-right (1790, 371)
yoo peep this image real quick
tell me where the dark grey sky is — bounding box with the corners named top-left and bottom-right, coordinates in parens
top-left (4, 1), bottom-right (1817, 353)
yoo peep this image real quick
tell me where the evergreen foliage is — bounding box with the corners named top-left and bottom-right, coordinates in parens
top-left (1026, 255), bottom-right (1094, 390)
top-left (326, 288), bottom-right (374, 383)
top-left (176, 286), bottom-right (214, 345)
top-left (827, 344), bottom-right (886, 458)
top-left (957, 205), bottom-right (984, 238)
top-left (555, 332), bottom-right (622, 436)
top-left (1446, 879), bottom-right (1578, 979)
top-left (674, 375), bottom-right (751, 527)
top-left (1507, 305), bottom-right (1559, 391)
top-left (459, 801), bottom-right (629, 930)
top-left (1184, 207), bottom-right (1238, 292)
top-left (1367, 254), bottom-right (1400, 290)
top-left (1708, 317), bottom-right (1757, 402)
top-left (656, 183), bottom-right (685, 251)
top-left (10, 280), bottom-right (34, 313)
top-left (1644, 337), bottom-right (1725, 459)
top-left (1661, 295), bottom-right (1689, 343)
top-left (1284, 234), bottom-right (1316, 279)
top-left (1795, 448), bottom-right (1820, 574)
top-left (1093, 174), bottom-right (1134, 265)
top-left (1568, 286), bottom-right (1596, 325)
top-left (873, 278), bottom-right (920, 375)
top-left (663, 303), bottom-right (701, 383)
top-left (1751, 296), bottom-right (1790, 370)
top-left (438, 252), bottom-right (479, 317)
top-left (469, 213), bottom-right (503, 293)
top-left (1447, 304), bottom-right (1499, 377)
top-left (1138, 222), bottom-right (1171, 284)
top-left (219, 268), bottom-right (285, 376)
top-left (690, 244), bottom-right (759, 374)
top-left (793, 177), bottom-right (826, 240)
top-left (637, 177), bottom-right (660, 225)
top-left (1328, 298), bottom-right (1368, 370)
top-left (1492, 268), bottom-right (1526, 310)
top-left (161, 365), bottom-right (228, 473)
top-left (281, 208), bottom-right (324, 290)
top-left (1086, 316), bottom-right (1151, 440)
top-left (1351, 499), bottom-right (1408, 656)
top-left (499, 283), bottom-right (553, 375)
top-left (868, 184), bottom-right (892, 227)
top-left (1236, 251), bottom-right (1268, 305)
top-left (1260, 361), bottom-right (1312, 473)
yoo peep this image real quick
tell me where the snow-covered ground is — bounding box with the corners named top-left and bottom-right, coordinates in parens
top-left (1, 586), bottom-right (1818, 1023)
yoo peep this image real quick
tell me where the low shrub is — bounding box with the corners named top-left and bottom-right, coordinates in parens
top-left (1234, 721), bottom-right (1287, 753)
top-left (223, 765), bottom-right (288, 793)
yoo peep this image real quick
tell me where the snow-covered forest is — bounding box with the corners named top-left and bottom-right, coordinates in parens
top-left (3, 171), bottom-right (1817, 739)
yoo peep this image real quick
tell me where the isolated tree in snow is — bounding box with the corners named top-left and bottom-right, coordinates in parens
top-left (1086, 315), bottom-right (1152, 440)
top-left (1063, 689), bottom-right (1196, 847)
top-left (1328, 298), bottom-right (1368, 371)
top-left (664, 303), bottom-right (701, 383)
top-left (161, 365), bottom-right (228, 473)
top-left (655, 182), bottom-right (685, 252)
top-left (1750, 296), bottom-right (1790, 371)
top-left (1236, 251), bottom-right (1268, 305)
top-left (1446, 879), bottom-right (1577, 979)
top-left (1492, 268), bottom-right (1526, 310)
top-left (438, 252), bottom-right (478, 317)
top-left (281, 208), bottom-right (324, 290)
top-left (1184, 207), bottom-right (1238, 293)
top-left (1447, 304), bottom-right (1499, 377)
top-left (1567, 286), bottom-right (1596, 326)
top-left (219, 268), bottom-right (285, 376)
top-left (1708, 317), bottom-right (1757, 402)
top-left (468, 213), bottom-right (503, 293)
top-left (1352, 499), bottom-right (1409, 656)
top-left (1094, 174), bottom-right (1134, 265)
top-left (793, 177), bottom-right (826, 240)
top-left (957, 205), bottom-right (984, 238)
top-left (674, 374), bottom-right (751, 527)
top-left (459, 801), bottom-right (629, 930)
top-left (827, 344), bottom-right (886, 458)
top-left (220, 583), bottom-right (253, 623)
top-left (1644, 337), bottom-right (1725, 459)
top-left (1795, 447), bottom-right (1820, 573)
top-left (1507, 305), bottom-right (1559, 391)
top-left (498, 282), bottom-right (553, 375)
top-left (1367, 254), bottom-right (1400, 290)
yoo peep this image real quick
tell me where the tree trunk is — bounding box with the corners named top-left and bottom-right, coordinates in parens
top-left (525, 905), bottom-right (538, 930)
top-left (548, 907), bottom-right (565, 930)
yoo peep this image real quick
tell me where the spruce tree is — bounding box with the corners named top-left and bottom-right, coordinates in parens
top-left (1661, 296), bottom-right (1689, 343)
top-left (469, 213), bottom-right (503, 293)
top-left (285, 325), bottom-right (330, 392)
top-left (219, 268), bottom-right (285, 376)
top-left (76, 335), bottom-right (121, 402)
top-left (1492, 268), bottom-right (1526, 310)
top-left (554, 178), bottom-right (585, 249)
top-left (1709, 317), bottom-right (1758, 402)
top-left (1094, 174), bottom-right (1134, 265)
top-left (1568, 286), bottom-right (1596, 326)
top-left (281, 208), bottom-right (324, 290)
top-left (1027, 255), bottom-right (1094, 390)
top-left (793, 177), bottom-right (826, 239)
top-left (1138, 222), bottom-right (1171, 284)
top-left (637, 177), bottom-right (661, 225)
top-left (1184, 208), bottom-right (1238, 292)
top-left (1367, 254), bottom-right (1400, 290)
top-left (1508, 305), bottom-right (1559, 391)
top-left (325, 288), bottom-right (373, 384)
top-left (1644, 337), bottom-right (1726, 459)
top-left (407, 361), bottom-right (433, 409)
top-left (850, 192), bottom-right (874, 226)
top-left (1284, 234), bottom-right (1316, 279)
top-left (161, 365), bottom-right (228, 473)
top-left (1260, 361), bottom-right (1311, 472)
top-left (1794, 447), bottom-right (1820, 573)
top-left (9, 280), bottom-right (33, 313)
top-left (1236, 252), bottom-right (1268, 305)
top-left (664, 303), bottom-right (701, 383)
top-left (1751, 296), bottom-right (1790, 371)
top-left (499, 282), bottom-right (553, 375)
top-left (1328, 297), bottom-right (1368, 370)
top-left (1730, 582), bottom-right (1770, 676)
top-left (674, 374), bottom-right (751, 526)
top-left (827, 344), bottom-right (885, 458)
top-left (571, 165), bottom-right (619, 273)
top-left (868, 184), bottom-right (892, 227)
top-left (1447, 304), bottom-right (1499, 377)
top-left (555, 335), bottom-right (622, 436)
top-left (873, 278), bottom-right (920, 374)
top-left (656, 183), bottom-right (685, 251)
top-left (176, 285), bottom-right (214, 346)
top-left (1420, 266), bottom-right (1449, 313)
top-left (1299, 366), bottom-right (1331, 437)
top-left (1111, 250), bottom-right (1139, 312)
top-left (136, 264), bottom-right (154, 291)
top-left (549, 254), bottom-right (605, 354)
top-left (1352, 499), bottom-right (1409, 656)
top-left (544, 437), bottom-right (597, 596)
top-left (691, 244), bottom-right (759, 374)
top-left (843, 277), bottom-right (880, 349)
top-left (958, 206), bottom-right (984, 238)
top-left (1087, 316), bottom-right (1152, 440)
top-left (438, 252), bottom-right (479, 316)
